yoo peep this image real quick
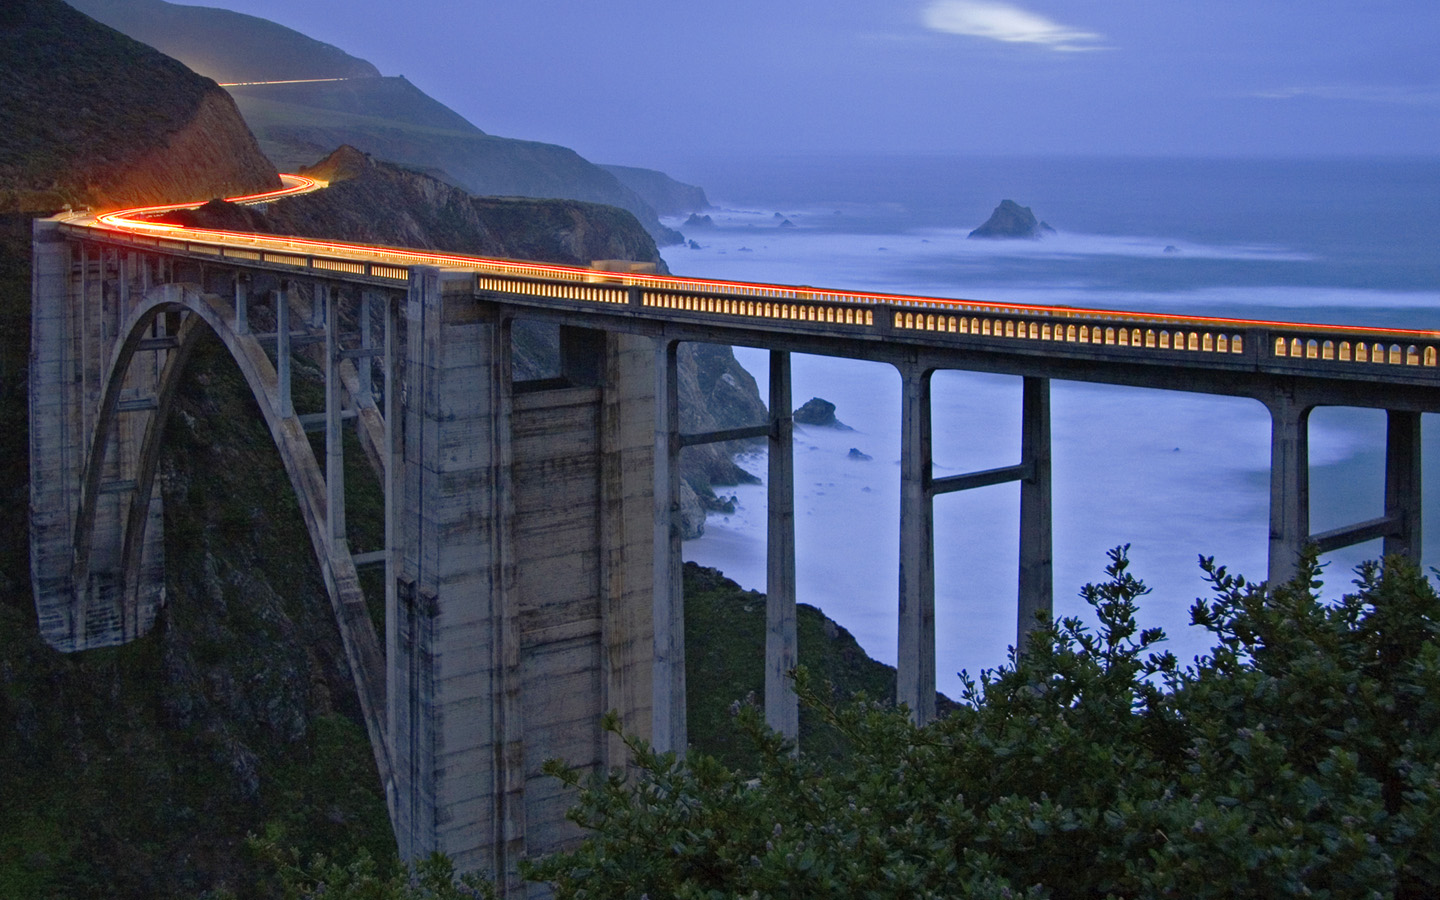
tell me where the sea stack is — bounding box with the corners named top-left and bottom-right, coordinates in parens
top-left (968, 199), bottom-right (1055, 239)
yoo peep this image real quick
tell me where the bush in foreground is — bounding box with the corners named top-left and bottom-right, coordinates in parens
top-left (525, 549), bottom-right (1440, 899)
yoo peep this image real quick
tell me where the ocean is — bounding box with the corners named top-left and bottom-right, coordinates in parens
top-left (660, 155), bottom-right (1440, 696)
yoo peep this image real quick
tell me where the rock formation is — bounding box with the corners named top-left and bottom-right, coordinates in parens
top-left (793, 397), bottom-right (851, 430)
top-left (968, 200), bottom-right (1055, 240)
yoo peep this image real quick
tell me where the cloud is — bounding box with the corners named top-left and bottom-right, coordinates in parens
top-left (1253, 84), bottom-right (1440, 107)
top-left (921, 0), bottom-right (1105, 52)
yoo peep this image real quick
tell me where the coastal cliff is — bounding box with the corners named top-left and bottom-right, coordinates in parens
top-left (162, 145), bottom-right (669, 271)
top-left (68, 0), bottom-right (685, 245)
top-left (0, 0), bottom-right (278, 211)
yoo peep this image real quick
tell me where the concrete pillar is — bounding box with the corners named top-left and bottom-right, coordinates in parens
top-left (765, 350), bottom-right (798, 742)
top-left (383, 288), bottom-right (403, 824)
top-left (323, 283), bottom-right (345, 548)
top-left (276, 285), bottom-right (293, 419)
top-left (234, 274), bottom-right (249, 335)
top-left (1384, 410), bottom-right (1423, 561)
top-left (357, 290), bottom-right (374, 401)
top-left (651, 338), bottom-right (686, 753)
top-left (392, 267), bottom-right (522, 883)
top-left (29, 219), bottom-right (81, 647)
top-left (897, 364), bottom-right (935, 724)
top-left (1017, 376), bottom-right (1053, 650)
top-left (599, 332), bottom-right (657, 767)
top-left (1267, 393), bottom-right (1312, 586)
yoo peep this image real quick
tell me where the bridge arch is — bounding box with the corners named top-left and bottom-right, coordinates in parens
top-left (68, 278), bottom-right (393, 804)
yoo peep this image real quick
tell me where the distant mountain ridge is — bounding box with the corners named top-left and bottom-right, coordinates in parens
top-left (64, 0), bottom-right (708, 245)
top-left (62, 0), bottom-right (379, 83)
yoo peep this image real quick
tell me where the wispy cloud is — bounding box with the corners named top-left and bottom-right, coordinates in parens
top-left (1253, 84), bottom-right (1440, 107)
top-left (921, 0), bottom-right (1106, 52)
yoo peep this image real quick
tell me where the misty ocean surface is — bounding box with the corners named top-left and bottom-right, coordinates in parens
top-left (662, 155), bottom-right (1440, 698)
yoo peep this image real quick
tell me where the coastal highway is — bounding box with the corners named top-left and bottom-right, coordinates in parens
top-left (65, 175), bottom-right (1440, 379)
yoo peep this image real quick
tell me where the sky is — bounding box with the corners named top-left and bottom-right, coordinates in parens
top-left (185, 0), bottom-right (1438, 173)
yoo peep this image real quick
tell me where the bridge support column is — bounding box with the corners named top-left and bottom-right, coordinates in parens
top-left (30, 222), bottom-right (166, 650)
top-left (392, 267), bottom-right (522, 882)
top-left (323, 283), bottom-right (346, 549)
top-left (1384, 410), bottom-right (1423, 560)
top-left (652, 339), bottom-right (686, 753)
top-left (275, 284), bottom-right (294, 419)
top-left (765, 350), bottom-right (798, 742)
top-left (897, 364), bottom-right (936, 725)
top-left (29, 220), bottom-right (82, 645)
top-left (1017, 376), bottom-right (1053, 650)
top-left (1267, 393), bottom-right (1312, 586)
top-left (234, 274), bottom-right (249, 335)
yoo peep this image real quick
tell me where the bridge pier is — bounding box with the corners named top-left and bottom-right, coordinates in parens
top-left (897, 364), bottom-right (936, 723)
top-left (652, 339), bottom-right (685, 753)
top-left (1266, 393), bottom-right (1312, 585)
top-left (1383, 410), bottom-right (1423, 560)
top-left (1267, 395), bottom-right (1426, 586)
top-left (392, 269), bottom-right (657, 890)
top-left (899, 370), bottom-right (1054, 723)
top-left (765, 350), bottom-right (798, 742)
top-left (29, 222), bottom-right (167, 649)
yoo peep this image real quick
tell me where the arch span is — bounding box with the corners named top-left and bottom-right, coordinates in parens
top-left (40, 268), bottom-right (394, 809)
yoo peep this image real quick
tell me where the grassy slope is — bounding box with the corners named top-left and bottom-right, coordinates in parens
top-left (686, 562), bottom-right (954, 771)
top-left (0, 334), bottom-right (394, 899)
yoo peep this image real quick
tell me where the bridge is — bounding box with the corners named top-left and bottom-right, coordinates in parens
top-left (30, 178), bottom-right (1437, 893)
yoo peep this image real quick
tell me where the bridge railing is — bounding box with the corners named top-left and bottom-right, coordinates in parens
top-left (61, 219), bottom-right (1440, 387)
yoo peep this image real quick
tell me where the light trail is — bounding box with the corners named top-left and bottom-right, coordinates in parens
top-left (217, 77), bottom-right (358, 87)
top-left (79, 176), bottom-right (1440, 342)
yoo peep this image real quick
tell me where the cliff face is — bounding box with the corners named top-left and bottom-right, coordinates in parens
top-left (77, 90), bottom-right (280, 211)
top-left (0, 0), bottom-right (278, 212)
top-left (162, 146), bottom-right (669, 270)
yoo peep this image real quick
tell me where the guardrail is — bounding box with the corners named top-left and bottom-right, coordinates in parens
top-left (60, 194), bottom-right (1440, 388)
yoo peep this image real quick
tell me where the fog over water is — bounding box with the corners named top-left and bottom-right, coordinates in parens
top-left (668, 156), bottom-right (1440, 697)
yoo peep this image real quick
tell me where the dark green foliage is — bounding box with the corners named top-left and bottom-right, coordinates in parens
top-left (527, 549), bottom-right (1440, 899)
top-left (0, 0), bottom-right (212, 208)
top-left (0, 334), bottom-right (393, 898)
top-left (684, 562), bottom-right (950, 769)
top-left (239, 834), bottom-right (495, 900)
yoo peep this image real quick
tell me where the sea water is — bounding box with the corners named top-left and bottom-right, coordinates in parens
top-left (662, 155), bottom-right (1440, 696)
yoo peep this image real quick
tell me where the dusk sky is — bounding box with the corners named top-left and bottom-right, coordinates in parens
top-left (186, 0), bottom-right (1437, 171)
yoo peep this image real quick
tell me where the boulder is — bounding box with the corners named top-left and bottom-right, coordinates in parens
top-left (793, 397), bottom-right (851, 430)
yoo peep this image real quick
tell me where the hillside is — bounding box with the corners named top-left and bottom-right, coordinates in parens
top-left (1, 0), bottom-right (278, 211)
top-left (158, 146), bottom-right (669, 271)
top-left (602, 164), bottom-right (712, 217)
top-left (61, 0), bottom-right (379, 83)
top-left (152, 145), bottom-right (766, 529)
top-left (66, 0), bottom-right (692, 244)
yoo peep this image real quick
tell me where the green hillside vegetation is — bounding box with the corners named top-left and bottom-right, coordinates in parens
top-left (685, 562), bottom-right (955, 770)
top-left (1, 0), bottom-right (274, 210)
top-left (531, 550), bottom-right (1440, 899)
top-left (227, 78), bottom-right (487, 143)
top-left (65, 0), bottom-right (380, 83)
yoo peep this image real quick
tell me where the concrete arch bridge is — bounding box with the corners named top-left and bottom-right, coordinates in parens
top-left (29, 183), bottom-right (1439, 893)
